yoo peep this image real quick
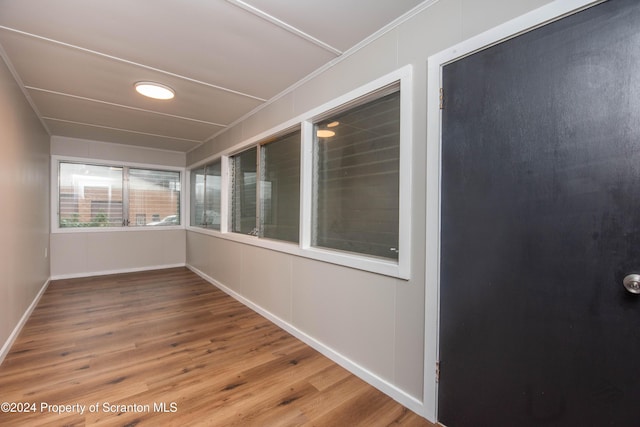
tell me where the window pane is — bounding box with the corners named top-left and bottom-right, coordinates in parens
top-left (231, 148), bottom-right (257, 234)
top-left (312, 89), bottom-right (400, 259)
top-left (204, 161), bottom-right (222, 230)
top-left (59, 162), bottom-right (123, 227)
top-left (129, 168), bottom-right (180, 226)
top-left (259, 130), bottom-right (301, 243)
top-left (190, 167), bottom-right (206, 227)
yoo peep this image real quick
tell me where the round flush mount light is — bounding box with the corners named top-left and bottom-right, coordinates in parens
top-left (134, 81), bottom-right (175, 100)
top-left (316, 129), bottom-right (335, 138)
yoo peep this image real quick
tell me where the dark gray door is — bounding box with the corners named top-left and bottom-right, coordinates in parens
top-left (438, 1), bottom-right (640, 426)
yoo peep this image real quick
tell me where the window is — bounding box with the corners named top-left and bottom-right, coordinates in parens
top-left (59, 163), bottom-right (123, 228)
top-left (190, 166), bottom-right (205, 227)
top-left (226, 130), bottom-right (301, 241)
top-left (57, 161), bottom-right (181, 229)
top-left (192, 130), bottom-right (301, 244)
top-left (129, 168), bottom-right (181, 226)
top-left (187, 66), bottom-right (411, 278)
top-left (260, 130), bottom-right (301, 243)
top-left (230, 148), bottom-right (257, 234)
top-left (190, 160), bottom-right (221, 229)
top-left (312, 84), bottom-right (400, 260)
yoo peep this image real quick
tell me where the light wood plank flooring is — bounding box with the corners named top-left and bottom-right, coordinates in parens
top-left (0, 268), bottom-right (434, 426)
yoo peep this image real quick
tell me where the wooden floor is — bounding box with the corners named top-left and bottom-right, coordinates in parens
top-left (0, 268), bottom-right (434, 426)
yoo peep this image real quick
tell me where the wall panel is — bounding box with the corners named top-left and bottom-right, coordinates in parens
top-left (0, 54), bottom-right (50, 362)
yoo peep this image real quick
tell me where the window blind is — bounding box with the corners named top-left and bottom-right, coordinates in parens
top-left (260, 130), bottom-right (301, 243)
top-left (59, 162), bottom-right (123, 228)
top-left (230, 148), bottom-right (257, 234)
top-left (312, 88), bottom-right (401, 260)
top-left (129, 168), bottom-right (180, 226)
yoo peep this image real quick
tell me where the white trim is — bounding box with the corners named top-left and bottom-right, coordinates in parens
top-left (220, 156), bottom-right (230, 234)
top-left (300, 120), bottom-right (314, 250)
top-left (424, 0), bottom-right (605, 422)
top-left (51, 155), bottom-right (186, 234)
top-left (185, 166), bottom-right (192, 232)
top-left (225, 0), bottom-right (342, 56)
top-left (187, 66), bottom-right (412, 280)
top-left (52, 225), bottom-right (185, 234)
top-left (50, 263), bottom-right (186, 281)
top-left (429, 0), bottom-right (604, 68)
top-left (187, 264), bottom-right (424, 415)
top-left (397, 66), bottom-right (413, 279)
top-left (0, 43), bottom-right (51, 136)
top-left (0, 279), bottom-right (50, 366)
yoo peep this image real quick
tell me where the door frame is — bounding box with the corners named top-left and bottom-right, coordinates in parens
top-left (423, 0), bottom-right (604, 422)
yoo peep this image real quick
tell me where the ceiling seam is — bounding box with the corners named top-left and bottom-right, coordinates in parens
top-left (50, 134), bottom-right (191, 156)
top-left (0, 41), bottom-right (52, 136)
top-left (43, 117), bottom-right (204, 143)
top-left (225, 0), bottom-right (343, 56)
top-left (25, 86), bottom-right (228, 127)
top-left (0, 26), bottom-right (267, 102)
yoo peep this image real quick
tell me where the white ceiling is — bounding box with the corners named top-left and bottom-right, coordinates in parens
top-left (0, 0), bottom-right (426, 153)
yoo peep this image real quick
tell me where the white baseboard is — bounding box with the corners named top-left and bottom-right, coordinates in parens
top-left (50, 263), bottom-right (186, 280)
top-left (0, 278), bottom-right (50, 366)
top-left (186, 264), bottom-right (425, 417)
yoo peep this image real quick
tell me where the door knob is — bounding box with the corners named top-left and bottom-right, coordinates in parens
top-left (623, 274), bottom-right (640, 294)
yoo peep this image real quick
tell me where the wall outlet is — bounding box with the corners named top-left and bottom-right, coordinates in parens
top-left (44, 247), bottom-right (48, 258)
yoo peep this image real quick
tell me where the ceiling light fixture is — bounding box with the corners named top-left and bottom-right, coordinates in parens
top-left (327, 121), bottom-right (340, 128)
top-left (317, 129), bottom-right (335, 138)
top-left (134, 81), bottom-right (175, 100)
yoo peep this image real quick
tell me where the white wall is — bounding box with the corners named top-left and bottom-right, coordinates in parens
top-left (50, 136), bottom-right (187, 278)
top-left (51, 135), bottom-right (186, 168)
top-left (0, 54), bottom-right (50, 362)
top-left (186, 0), bottom-right (554, 420)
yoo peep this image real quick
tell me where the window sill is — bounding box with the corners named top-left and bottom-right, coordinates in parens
top-left (52, 225), bottom-right (185, 234)
top-left (186, 226), bottom-right (408, 280)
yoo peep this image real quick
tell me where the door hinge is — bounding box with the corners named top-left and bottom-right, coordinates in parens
top-left (439, 87), bottom-right (444, 110)
top-left (435, 361), bottom-right (440, 383)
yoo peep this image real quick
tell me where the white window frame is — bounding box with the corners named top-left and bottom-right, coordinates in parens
top-left (187, 65), bottom-right (413, 279)
top-left (51, 155), bottom-right (186, 233)
top-left (190, 159), bottom-right (224, 230)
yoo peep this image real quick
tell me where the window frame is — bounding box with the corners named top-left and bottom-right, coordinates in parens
top-left (309, 83), bottom-right (402, 261)
top-left (258, 129), bottom-right (302, 243)
top-left (187, 65), bottom-right (412, 279)
top-left (190, 160), bottom-right (223, 230)
top-left (51, 155), bottom-right (185, 233)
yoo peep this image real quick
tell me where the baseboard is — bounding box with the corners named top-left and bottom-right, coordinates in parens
top-left (186, 264), bottom-right (425, 417)
top-left (50, 263), bottom-right (186, 280)
top-left (0, 278), bottom-right (50, 366)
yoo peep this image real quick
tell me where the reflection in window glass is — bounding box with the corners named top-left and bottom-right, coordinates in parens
top-left (129, 169), bottom-right (181, 226)
top-left (231, 148), bottom-right (257, 234)
top-left (190, 167), bottom-right (205, 227)
top-left (205, 161), bottom-right (222, 230)
top-left (260, 130), bottom-right (301, 243)
top-left (190, 162), bottom-right (221, 229)
top-left (312, 87), bottom-right (400, 259)
top-left (59, 163), bottom-right (123, 228)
